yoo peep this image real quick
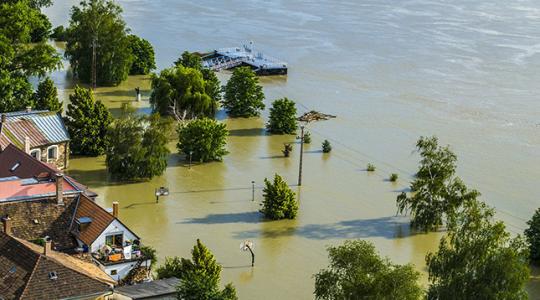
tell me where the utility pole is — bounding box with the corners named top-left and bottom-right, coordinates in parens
top-left (298, 125), bottom-right (305, 186)
top-left (251, 181), bottom-right (255, 201)
top-left (91, 37), bottom-right (97, 90)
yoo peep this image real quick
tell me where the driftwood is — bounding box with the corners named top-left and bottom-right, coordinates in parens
top-left (297, 111), bottom-right (336, 123)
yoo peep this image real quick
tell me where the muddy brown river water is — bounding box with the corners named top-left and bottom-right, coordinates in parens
top-left (43, 1), bottom-right (540, 298)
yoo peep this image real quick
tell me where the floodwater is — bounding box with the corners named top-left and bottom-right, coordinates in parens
top-left (43, 1), bottom-right (540, 298)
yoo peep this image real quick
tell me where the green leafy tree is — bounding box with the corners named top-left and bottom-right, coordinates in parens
top-left (396, 136), bottom-right (479, 231)
top-left (106, 107), bottom-right (171, 180)
top-left (0, 0), bottom-right (61, 112)
top-left (525, 208), bottom-right (540, 264)
top-left (127, 34), bottom-right (156, 75)
top-left (175, 51), bottom-right (222, 104)
top-left (426, 200), bottom-right (530, 299)
top-left (34, 77), bottom-right (62, 112)
top-left (223, 66), bottom-right (265, 117)
top-left (150, 66), bottom-right (217, 119)
top-left (65, 0), bottom-right (133, 86)
top-left (30, 11), bottom-right (51, 42)
top-left (314, 240), bottom-right (422, 300)
top-left (155, 239), bottom-right (237, 300)
top-left (65, 86), bottom-right (112, 156)
top-left (51, 25), bottom-right (68, 41)
top-left (177, 118), bottom-right (228, 162)
top-left (261, 174), bottom-right (298, 220)
top-left (267, 97), bottom-right (297, 134)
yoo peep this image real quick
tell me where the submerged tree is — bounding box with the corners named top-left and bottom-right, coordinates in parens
top-left (106, 106), bottom-right (171, 180)
top-left (261, 174), bottom-right (298, 220)
top-left (0, 0), bottom-right (61, 112)
top-left (223, 66), bottom-right (265, 117)
top-left (65, 86), bottom-right (112, 156)
top-left (127, 34), bottom-right (156, 75)
top-left (426, 200), bottom-right (529, 299)
top-left (177, 118), bottom-right (228, 162)
top-left (267, 97), bottom-right (298, 134)
top-left (175, 51), bottom-right (222, 105)
top-left (65, 0), bottom-right (132, 86)
top-left (525, 208), bottom-right (540, 265)
top-left (150, 65), bottom-right (217, 119)
top-left (155, 239), bottom-right (237, 300)
top-left (397, 136), bottom-right (479, 231)
top-left (34, 77), bottom-right (62, 112)
top-left (314, 240), bottom-right (422, 300)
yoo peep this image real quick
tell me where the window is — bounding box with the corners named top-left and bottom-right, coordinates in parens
top-left (9, 162), bottom-right (20, 172)
top-left (47, 146), bottom-right (58, 161)
top-left (105, 233), bottom-right (123, 248)
top-left (30, 149), bottom-right (40, 160)
top-left (110, 269), bottom-right (117, 275)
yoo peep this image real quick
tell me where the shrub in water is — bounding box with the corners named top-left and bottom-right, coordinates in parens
top-left (322, 140), bottom-right (332, 153)
top-left (303, 131), bottom-right (312, 144)
top-left (367, 163), bottom-right (376, 172)
top-left (390, 173), bottom-right (398, 182)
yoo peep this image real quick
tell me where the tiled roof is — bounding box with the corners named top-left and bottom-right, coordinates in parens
top-left (0, 232), bottom-right (112, 300)
top-left (73, 195), bottom-right (116, 246)
top-left (0, 110), bottom-right (69, 150)
top-left (0, 197), bottom-right (80, 251)
top-left (115, 277), bottom-right (180, 298)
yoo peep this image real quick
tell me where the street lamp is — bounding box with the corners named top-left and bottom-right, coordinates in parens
top-left (189, 151), bottom-right (193, 169)
top-left (155, 187), bottom-right (169, 203)
top-left (298, 125), bottom-right (305, 186)
top-left (251, 181), bottom-right (255, 201)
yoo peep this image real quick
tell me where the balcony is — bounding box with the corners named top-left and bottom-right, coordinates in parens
top-left (91, 243), bottom-right (147, 266)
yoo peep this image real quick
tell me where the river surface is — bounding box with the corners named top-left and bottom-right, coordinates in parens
top-left (44, 1), bottom-right (540, 298)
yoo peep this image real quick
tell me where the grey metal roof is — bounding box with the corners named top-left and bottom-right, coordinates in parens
top-left (3, 110), bottom-right (70, 145)
top-left (115, 277), bottom-right (180, 299)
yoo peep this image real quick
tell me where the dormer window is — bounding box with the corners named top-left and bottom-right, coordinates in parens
top-left (47, 146), bottom-right (58, 161)
top-left (30, 149), bottom-right (40, 160)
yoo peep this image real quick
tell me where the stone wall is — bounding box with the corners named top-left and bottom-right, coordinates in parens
top-left (32, 142), bottom-right (69, 170)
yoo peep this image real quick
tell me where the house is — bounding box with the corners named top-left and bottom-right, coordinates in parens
top-left (0, 143), bottom-right (151, 283)
top-left (0, 230), bottom-right (114, 299)
top-left (0, 108), bottom-right (70, 170)
top-left (113, 277), bottom-right (180, 300)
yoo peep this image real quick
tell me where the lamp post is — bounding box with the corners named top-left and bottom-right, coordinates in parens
top-left (189, 151), bottom-right (193, 169)
top-left (298, 125), bottom-right (305, 186)
top-left (251, 181), bottom-right (255, 201)
top-left (155, 187), bottom-right (169, 203)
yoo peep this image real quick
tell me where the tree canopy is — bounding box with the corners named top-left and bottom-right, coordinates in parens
top-left (175, 51), bottom-right (222, 106)
top-left (150, 65), bottom-right (217, 119)
top-left (155, 239), bottom-right (237, 300)
top-left (106, 107), bottom-right (171, 181)
top-left (65, 86), bottom-right (112, 156)
top-left (177, 118), bottom-right (228, 162)
top-left (397, 136), bottom-right (479, 231)
top-left (525, 208), bottom-right (540, 265)
top-left (261, 174), bottom-right (298, 220)
top-left (267, 97), bottom-right (298, 134)
top-left (426, 200), bottom-right (530, 299)
top-left (223, 66), bottom-right (265, 117)
top-left (314, 240), bottom-right (423, 300)
top-left (34, 77), bottom-right (62, 112)
top-left (0, 0), bottom-right (61, 112)
top-left (127, 34), bottom-right (156, 75)
top-left (65, 0), bottom-right (132, 86)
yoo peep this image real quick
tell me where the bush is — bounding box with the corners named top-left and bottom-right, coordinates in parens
top-left (390, 173), bottom-right (398, 182)
top-left (367, 163), bottom-right (376, 172)
top-left (51, 25), bottom-right (68, 41)
top-left (177, 118), bottom-right (228, 162)
top-left (322, 140), bottom-right (332, 153)
top-left (261, 174), bottom-right (298, 220)
top-left (267, 97), bottom-right (298, 134)
top-left (223, 66), bottom-right (265, 117)
top-left (525, 208), bottom-right (540, 264)
top-left (303, 131), bottom-right (311, 144)
top-left (140, 245), bottom-right (157, 267)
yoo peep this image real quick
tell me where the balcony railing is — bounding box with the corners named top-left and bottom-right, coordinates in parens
top-left (91, 245), bottom-right (146, 266)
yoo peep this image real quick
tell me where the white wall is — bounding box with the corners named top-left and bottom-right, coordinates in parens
top-left (90, 219), bottom-right (138, 253)
top-left (103, 259), bottom-right (151, 281)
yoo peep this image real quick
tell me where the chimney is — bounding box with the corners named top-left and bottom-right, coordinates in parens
top-left (55, 173), bottom-right (64, 205)
top-left (2, 216), bottom-right (11, 235)
top-left (26, 106), bottom-right (31, 113)
top-left (112, 202), bottom-right (119, 218)
top-left (44, 237), bottom-right (52, 256)
top-left (24, 136), bottom-right (30, 154)
top-left (1, 114), bottom-right (5, 123)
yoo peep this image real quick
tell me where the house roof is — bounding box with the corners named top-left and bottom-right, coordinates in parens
top-left (0, 144), bottom-right (97, 198)
top-left (0, 197), bottom-right (80, 251)
top-left (0, 110), bottom-right (69, 150)
top-left (0, 232), bottom-right (112, 300)
top-left (115, 277), bottom-right (180, 299)
top-left (0, 177), bottom-right (78, 202)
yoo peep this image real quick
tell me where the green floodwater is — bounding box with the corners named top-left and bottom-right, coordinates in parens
top-left (42, 0), bottom-right (540, 298)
